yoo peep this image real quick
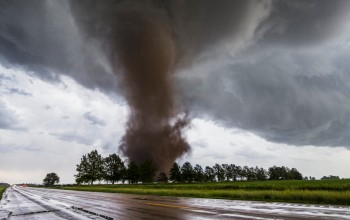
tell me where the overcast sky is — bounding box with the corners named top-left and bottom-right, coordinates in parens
top-left (1, 0), bottom-right (350, 184)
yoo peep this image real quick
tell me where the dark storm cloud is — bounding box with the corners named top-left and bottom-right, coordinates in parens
top-left (180, 45), bottom-right (350, 147)
top-left (0, 0), bottom-right (118, 92)
top-left (1, 0), bottom-right (350, 151)
top-left (83, 112), bottom-right (106, 127)
top-left (257, 0), bottom-right (350, 46)
top-left (68, 0), bottom-right (269, 65)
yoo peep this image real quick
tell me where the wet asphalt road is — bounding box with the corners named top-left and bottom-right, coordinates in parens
top-left (1, 186), bottom-right (350, 219)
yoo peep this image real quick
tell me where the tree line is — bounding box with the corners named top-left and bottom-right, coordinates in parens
top-left (168, 162), bottom-right (303, 183)
top-left (74, 150), bottom-right (303, 185)
top-left (321, 175), bottom-right (340, 180)
top-left (75, 150), bottom-right (158, 185)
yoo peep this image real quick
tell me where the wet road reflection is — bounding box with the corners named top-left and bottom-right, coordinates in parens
top-left (1, 186), bottom-right (350, 219)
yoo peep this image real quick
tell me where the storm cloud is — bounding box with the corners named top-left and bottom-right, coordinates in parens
top-left (1, 0), bottom-right (350, 157)
top-left (177, 0), bottom-right (350, 148)
top-left (0, 0), bottom-right (118, 91)
top-left (180, 46), bottom-right (350, 147)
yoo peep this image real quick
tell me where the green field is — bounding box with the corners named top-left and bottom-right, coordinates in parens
top-left (0, 187), bottom-right (7, 201)
top-left (61, 179), bottom-right (350, 205)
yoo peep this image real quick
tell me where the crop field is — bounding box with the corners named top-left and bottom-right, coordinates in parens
top-left (61, 179), bottom-right (350, 205)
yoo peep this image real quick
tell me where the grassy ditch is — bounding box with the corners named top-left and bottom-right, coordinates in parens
top-left (61, 179), bottom-right (350, 205)
top-left (0, 187), bottom-right (7, 201)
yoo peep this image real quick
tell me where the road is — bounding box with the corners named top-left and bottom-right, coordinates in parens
top-left (1, 186), bottom-right (350, 219)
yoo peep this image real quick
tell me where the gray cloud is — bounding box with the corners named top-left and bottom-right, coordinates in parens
top-left (69, 0), bottom-right (271, 64)
top-left (234, 145), bottom-right (274, 160)
top-left (0, 0), bottom-right (118, 92)
top-left (191, 139), bottom-right (208, 149)
top-left (0, 143), bottom-right (41, 153)
top-left (257, 0), bottom-right (350, 47)
top-left (6, 88), bottom-right (31, 96)
top-left (101, 141), bottom-right (119, 154)
top-left (1, 0), bottom-right (350, 149)
top-left (0, 73), bottom-right (14, 82)
top-left (0, 0), bottom-right (270, 94)
top-left (180, 44), bottom-right (350, 148)
top-left (0, 100), bottom-right (20, 130)
top-left (83, 112), bottom-right (106, 127)
top-left (49, 132), bottom-right (93, 145)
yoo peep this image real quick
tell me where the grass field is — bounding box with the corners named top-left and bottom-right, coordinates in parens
top-left (0, 187), bottom-right (7, 201)
top-left (61, 179), bottom-right (350, 205)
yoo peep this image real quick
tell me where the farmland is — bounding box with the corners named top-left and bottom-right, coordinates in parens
top-left (60, 179), bottom-right (350, 205)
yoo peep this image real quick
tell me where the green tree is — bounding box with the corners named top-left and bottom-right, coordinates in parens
top-left (169, 162), bottom-right (182, 183)
top-left (157, 172), bottom-right (168, 183)
top-left (213, 164), bottom-right (225, 182)
top-left (255, 167), bottom-right (267, 181)
top-left (139, 160), bottom-right (157, 183)
top-left (241, 166), bottom-right (250, 181)
top-left (268, 166), bottom-right (302, 180)
top-left (289, 168), bottom-right (303, 180)
top-left (43, 172), bottom-right (60, 187)
top-left (126, 161), bottom-right (140, 184)
top-left (233, 165), bottom-right (242, 181)
top-left (120, 165), bottom-right (127, 184)
top-left (75, 149), bottom-right (104, 185)
top-left (103, 154), bottom-right (126, 184)
top-left (204, 166), bottom-right (215, 182)
top-left (268, 166), bottom-right (279, 180)
top-left (222, 164), bottom-right (234, 181)
top-left (247, 167), bottom-right (256, 181)
top-left (284, 167), bottom-right (291, 179)
top-left (268, 166), bottom-right (286, 180)
top-left (321, 175), bottom-right (339, 180)
top-left (193, 164), bottom-right (204, 182)
top-left (181, 162), bottom-right (194, 182)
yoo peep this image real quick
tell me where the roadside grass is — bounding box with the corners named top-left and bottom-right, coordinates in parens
top-left (0, 187), bottom-right (7, 201)
top-left (60, 179), bottom-right (350, 205)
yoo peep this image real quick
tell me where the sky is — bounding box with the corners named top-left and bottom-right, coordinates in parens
top-left (1, 0), bottom-right (350, 184)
